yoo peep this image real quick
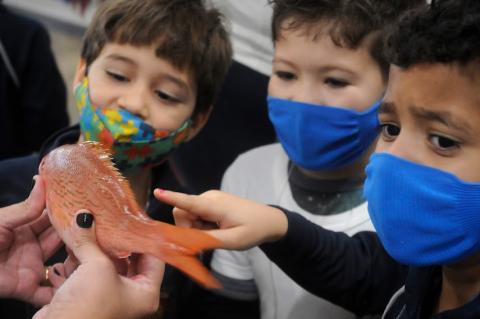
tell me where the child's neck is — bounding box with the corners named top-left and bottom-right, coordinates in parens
top-left (123, 168), bottom-right (152, 208)
top-left (298, 150), bottom-right (370, 181)
top-left (437, 253), bottom-right (480, 313)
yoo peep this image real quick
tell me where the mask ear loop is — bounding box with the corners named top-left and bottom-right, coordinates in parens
top-left (0, 39), bottom-right (20, 88)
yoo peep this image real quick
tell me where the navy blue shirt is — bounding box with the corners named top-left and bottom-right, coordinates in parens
top-left (261, 210), bottom-right (480, 318)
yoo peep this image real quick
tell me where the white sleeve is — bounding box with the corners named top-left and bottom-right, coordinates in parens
top-left (208, 157), bottom-right (258, 299)
top-left (211, 248), bottom-right (254, 280)
top-left (214, 158), bottom-right (255, 280)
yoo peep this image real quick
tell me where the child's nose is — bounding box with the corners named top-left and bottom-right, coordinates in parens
top-left (382, 131), bottom-right (421, 164)
top-left (117, 87), bottom-right (149, 119)
top-left (294, 82), bottom-right (327, 106)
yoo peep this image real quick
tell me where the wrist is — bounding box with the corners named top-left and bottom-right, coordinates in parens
top-left (44, 301), bottom-right (117, 319)
top-left (266, 206), bottom-right (288, 242)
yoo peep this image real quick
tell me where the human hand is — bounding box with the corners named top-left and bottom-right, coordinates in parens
top-left (0, 176), bottom-right (62, 306)
top-left (153, 189), bottom-right (288, 250)
top-left (33, 211), bottom-right (165, 319)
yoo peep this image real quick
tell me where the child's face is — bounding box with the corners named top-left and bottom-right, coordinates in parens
top-left (74, 43), bottom-right (198, 132)
top-left (377, 64), bottom-right (480, 182)
top-left (268, 27), bottom-right (385, 111)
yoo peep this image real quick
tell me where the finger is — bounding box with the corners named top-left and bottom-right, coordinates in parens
top-left (205, 227), bottom-right (251, 250)
top-left (40, 228), bottom-right (63, 262)
top-left (154, 189), bottom-right (219, 222)
top-left (50, 263), bottom-right (67, 277)
top-left (46, 265), bottom-right (67, 288)
top-left (135, 254), bottom-right (165, 285)
top-left (63, 210), bottom-right (106, 264)
top-left (29, 286), bottom-right (54, 307)
top-left (63, 255), bottom-right (80, 277)
top-left (123, 255), bottom-right (164, 315)
top-left (172, 208), bottom-right (195, 228)
top-left (38, 227), bottom-right (63, 261)
top-left (31, 210), bottom-right (51, 235)
top-left (154, 189), bottom-right (198, 212)
top-left (0, 176), bottom-right (46, 229)
top-left (65, 246), bottom-right (75, 260)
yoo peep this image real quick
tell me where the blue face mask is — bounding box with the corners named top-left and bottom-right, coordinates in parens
top-left (267, 97), bottom-right (381, 170)
top-left (364, 153), bottom-right (480, 266)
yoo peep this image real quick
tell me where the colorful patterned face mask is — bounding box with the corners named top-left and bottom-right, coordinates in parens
top-left (75, 78), bottom-right (191, 171)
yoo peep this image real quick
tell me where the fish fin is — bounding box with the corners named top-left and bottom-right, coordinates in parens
top-left (81, 141), bottom-right (145, 216)
top-left (155, 222), bottom-right (222, 254)
top-left (163, 254), bottom-right (221, 289)
top-left (140, 222), bottom-right (223, 288)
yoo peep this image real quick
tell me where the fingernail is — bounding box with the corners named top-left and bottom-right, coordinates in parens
top-left (53, 266), bottom-right (60, 276)
top-left (76, 213), bottom-right (94, 228)
top-left (156, 188), bottom-right (165, 194)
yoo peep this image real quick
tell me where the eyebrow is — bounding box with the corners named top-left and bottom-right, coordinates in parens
top-left (411, 106), bottom-right (473, 135)
top-left (379, 102), bottom-right (473, 135)
top-left (106, 54), bottom-right (136, 66)
top-left (379, 101), bottom-right (395, 114)
top-left (272, 58), bottom-right (357, 77)
top-left (106, 54), bottom-right (189, 92)
top-left (272, 58), bottom-right (296, 69)
top-left (162, 74), bottom-right (189, 93)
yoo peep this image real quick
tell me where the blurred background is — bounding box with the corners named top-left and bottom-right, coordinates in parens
top-left (3, 0), bottom-right (100, 124)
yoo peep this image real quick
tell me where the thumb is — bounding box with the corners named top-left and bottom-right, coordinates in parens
top-left (64, 210), bottom-right (105, 264)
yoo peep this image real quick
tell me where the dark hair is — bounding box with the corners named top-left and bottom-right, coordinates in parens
top-left (269, 0), bottom-right (426, 79)
top-left (386, 0), bottom-right (480, 69)
top-left (81, 0), bottom-right (232, 118)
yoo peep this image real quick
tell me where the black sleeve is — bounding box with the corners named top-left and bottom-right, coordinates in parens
top-left (260, 209), bottom-right (408, 316)
top-left (17, 22), bottom-right (69, 152)
top-left (0, 154), bottom-right (39, 207)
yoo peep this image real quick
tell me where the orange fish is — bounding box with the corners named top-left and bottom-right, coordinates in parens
top-left (39, 141), bottom-right (220, 288)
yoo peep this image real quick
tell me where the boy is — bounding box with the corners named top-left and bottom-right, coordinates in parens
top-left (0, 0), bottom-right (231, 318)
top-left (156, 0), bottom-right (480, 317)
top-left (206, 1), bottom-right (423, 318)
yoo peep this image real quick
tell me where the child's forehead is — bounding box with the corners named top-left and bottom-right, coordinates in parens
top-left (277, 18), bottom-right (334, 43)
top-left (274, 27), bottom-right (378, 72)
top-left (388, 64), bottom-right (480, 102)
top-left (384, 64), bottom-right (480, 126)
top-left (275, 20), bottom-right (377, 58)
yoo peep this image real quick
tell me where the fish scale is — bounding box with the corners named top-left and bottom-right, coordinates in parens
top-left (39, 141), bottom-right (221, 288)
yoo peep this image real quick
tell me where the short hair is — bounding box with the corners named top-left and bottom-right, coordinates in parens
top-left (269, 0), bottom-right (426, 79)
top-left (81, 0), bottom-right (232, 118)
top-left (386, 0), bottom-right (480, 69)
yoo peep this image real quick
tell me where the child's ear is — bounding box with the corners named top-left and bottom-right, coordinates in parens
top-left (186, 106), bottom-right (213, 141)
top-left (72, 59), bottom-right (87, 93)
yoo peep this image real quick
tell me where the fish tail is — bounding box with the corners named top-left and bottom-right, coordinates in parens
top-left (162, 254), bottom-right (221, 289)
top-left (142, 222), bottom-right (222, 289)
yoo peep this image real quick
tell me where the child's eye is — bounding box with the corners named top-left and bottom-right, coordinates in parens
top-left (106, 71), bottom-right (129, 82)
top-left (325, 77), bottom-right (349, 88)
top-left (275, 71), bottom-right (296, 81)
top-left (381, 123), bottom-right (400, 141)
top-left (429, 135), bottom-right (460, 151)
top-left (155, 90), bottom-right (179, 103)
